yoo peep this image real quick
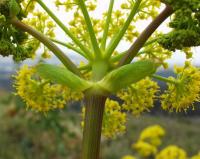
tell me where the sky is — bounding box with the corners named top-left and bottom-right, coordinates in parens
top-left (0, 0), bottom-right (200, 70)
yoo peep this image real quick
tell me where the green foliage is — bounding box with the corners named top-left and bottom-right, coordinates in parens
top-left (99, 60), bottom-right (157, 93)
top-left (0, 39), bottom-right (15, 57)
top-left (9, 0), bottom-right (21, 17)
top-left (0, 0), bottom-right (34, 62)
top-left (37, 64), bottom-right (92, 91)
top-left (159, 0), bottom-right (200, 51)
top-left (0, 0), bottom-right (24, 19)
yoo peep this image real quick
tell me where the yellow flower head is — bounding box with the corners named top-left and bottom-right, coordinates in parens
top-left (133, 140), bottom-right (157, 157)
top-left (156, 145), bottom-right (187, 159)
top-left (161, 62), bottom-right (200, 112)
top-left (14, 65), bottom-right (83, 112)
top-left (82, 99), bottom-right (127, 138)
top-left (121, 155), bottom-right (136, 159)
top-left (118, 77), bottom-right (159, 116)
top-left (191, 152), bottom-right (200, 159)
top-left (139, 125), bottom-right (165, 147)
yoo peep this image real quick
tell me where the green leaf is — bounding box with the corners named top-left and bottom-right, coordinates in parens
top-left (9, 0), bottom-right (20, 17)
top-left (99, 60), bottom-right (157, 92)
top-left (36, 64), bottom-right (92, 91)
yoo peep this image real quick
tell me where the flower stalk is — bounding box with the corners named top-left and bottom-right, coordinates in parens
top-left (10, 18), bottom-right (81, 76)
top-left (77, 0), bottom-right (102, 59)
top-left (118, 5), bottom-right (174, 66)
top-left (36, 0), bottom-right (94, 60)
top-left (105, 0), bottom-right (142, 59)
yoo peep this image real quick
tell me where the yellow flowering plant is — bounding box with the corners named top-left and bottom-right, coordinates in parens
top-left (122, 125), bottom-right (200, 159)
top-left (0, 0), bottom-right (200, 158)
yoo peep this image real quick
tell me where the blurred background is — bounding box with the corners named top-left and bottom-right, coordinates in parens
top-left (0, 55), bottom-right (200, 159)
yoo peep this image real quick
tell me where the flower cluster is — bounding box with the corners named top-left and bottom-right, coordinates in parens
top-left (138, 125), bottom-right (165, 147)
top-left (132, 125), bottom-right (165, 157)
top-left (102, 99), bottom-right (127, 138)
top-left (121, 0), bottom-right (161, 20)
top-left (14, 65), bottom-right (83, 112)
top-left (161, 62), bottom-right (200, 112)
top-left (121, 155), bottom-right (136, 159)
top-left (0, 0), bottom-right (35, 62)
top-left (191, 153), bottom-right (200, 159)
top-left (55, 0), bottom-right (97, 12)
top-left (158, 0), bottom-right (200, 52)
top-left (22, 11), bottom-right (56, 59)
top-left (20, 0), bottom-right (36, 14)
top-left (133, 141), bottom-right (157, 157)
top-left (139, 41), bottom-right (172, 69)
top-left (118, 77), bottom-right (159, 116)
top-left (122, 124), bottom-right (200, 159)
top-left (156, 145), bottom-right (187, 159)
top-left (82, 99), bottom-right (127, 138)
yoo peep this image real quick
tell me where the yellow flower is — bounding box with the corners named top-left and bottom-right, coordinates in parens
top-left (161, 62), bottom-right (200, 112)
top-left (191, 152), bottom-right (200, 159)
top-left (139, 125), bottom-right (165, 147)
top-left (121, 155), bottom-right (136, 159)
top-left (156, 145), bottom-right (187, 159)
top-left (133, 140), bottom-right (157, 157)
top-left (118, 77), bottom-right (159, 116)
top-left (14, 65), bottom-right (83, 112)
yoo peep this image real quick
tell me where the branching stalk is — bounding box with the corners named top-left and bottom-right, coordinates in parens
top-left (152, 74), bottom-right (178, 84)
top-left (11, 18), bottom-right (81, 76)
top-left (36, 0), bottom-right (93, 58)
top-left (118, 5), bottom-right (174, 66)
top-left (51, 39), bottom-right (92, 60)
top-left (100, 0), bottom-right (114, 51)
top-left (105, 0), bottom-right (142, 59)
top-left (77, 0), bottom-right (102, 58)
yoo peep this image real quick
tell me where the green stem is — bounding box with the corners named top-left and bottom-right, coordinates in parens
top-left (10, 18), bottom-right (81, 76)
top-left (36, 0), bottom-right (93, 57)
top-left (77, 0), bottom-right (102, 58)
top-left (110, 36), bottom-right (162, 63)
top-left (51, 38), bottom-right (92, 60)
top-left (82, 94), bottom-right (106, 159)
top-left (152, 74), bottom-right (178, 84)
top-left (79, 64), bottom-right (91, 71)
top-left (100, 0), bottom-right (114, 51)
top-left (105, 0), bottom-right (142, 59)
top-left (144, 37), bottom-right (161, 46)
top-left (110, 50), bottom-right (146, 63)
top-left (110, 51), bottom-right (127, 63)
top-left (118, 5), bottom-right (174, 66)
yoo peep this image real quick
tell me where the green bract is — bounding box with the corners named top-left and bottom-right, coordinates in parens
top-left (99, 60), bottom-right (157, 93)
top-left (36, 64), bottom-right (92, 91)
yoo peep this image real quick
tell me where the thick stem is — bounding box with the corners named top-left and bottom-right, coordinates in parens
top-left (118, 5), bottom-right (173, 66)
top-left (82, 94), bottom-right (106, 159)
